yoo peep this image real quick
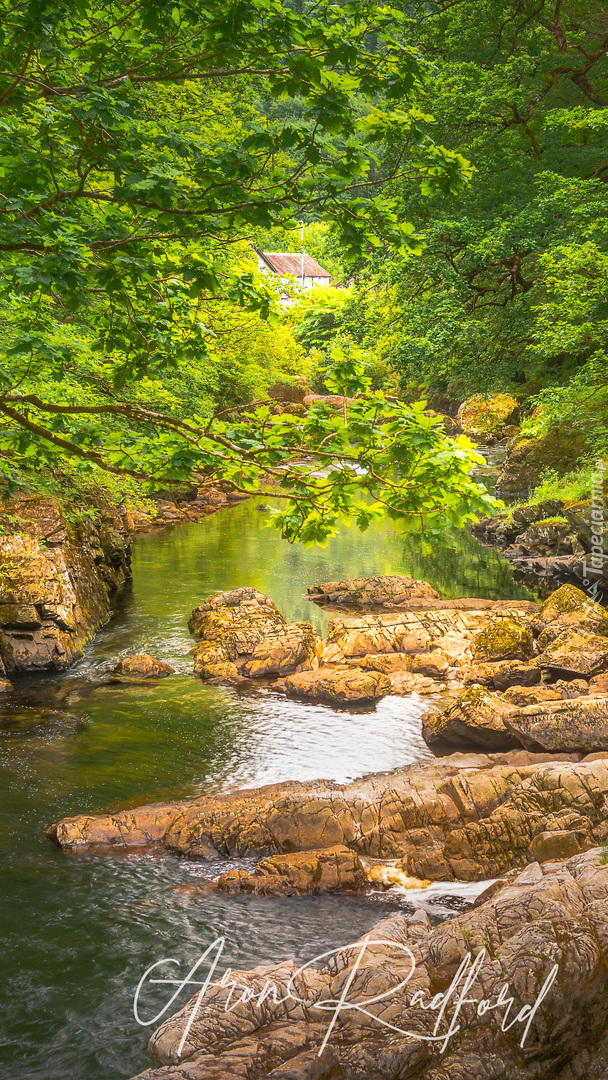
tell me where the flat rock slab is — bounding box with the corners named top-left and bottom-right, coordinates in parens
top-left (322, 607), bottom-right (533, 664)
top-left (49, 750), bottom-right (608, 888)
top-left (307, 575), bottom-right (439, 607)
top-left (506, 696), bottom-right (608, 752)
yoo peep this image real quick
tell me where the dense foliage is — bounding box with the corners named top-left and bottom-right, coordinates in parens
top-left (337, 0), bottom-right (607, 462)
top-left (0, 0), bottom-right (499, 541)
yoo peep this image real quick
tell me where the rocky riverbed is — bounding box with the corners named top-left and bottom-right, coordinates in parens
top-left (43, 569), bottom-right (608, 1080)
top-left (131, 848), bottom-right (608, 1080)
top-left (2, 461), bottom-right (606, 1079)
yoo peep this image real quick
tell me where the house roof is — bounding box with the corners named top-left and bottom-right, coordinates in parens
top-left (257, 250), bottom-right (330, 278)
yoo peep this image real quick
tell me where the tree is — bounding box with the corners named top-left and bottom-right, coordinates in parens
top-left (0, 0), bottom-right (493, 540)
top-left (339, 0), bottom-right (608, 451)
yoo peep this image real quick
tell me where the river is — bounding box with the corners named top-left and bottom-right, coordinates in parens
top-left (0, 500), bottom-right (534, 1080)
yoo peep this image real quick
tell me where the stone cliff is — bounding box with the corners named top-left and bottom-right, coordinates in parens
top-left (0, 496), bottom-right (131, 678)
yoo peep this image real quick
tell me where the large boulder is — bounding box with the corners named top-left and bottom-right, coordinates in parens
top-left (215, 845), bottom-right (366, 896)
top-left (189, 588), bottom-right (287, 679)
top-left (111, 654), bottom-right (174, 679)
top-left (531, 583), bottom-right (608, 641)
top-left (463, 658), bottom-right (541, 690)
top-left (502, 683), bottom-right (563, 707)
top-left (565, 497), bottom-right (608, 549)
top-left (517, 517), bottom-right (575, 556)
top-left (279, 667), bottom-right (391, 706)
top-left (471, 616), bottom-right (534, 662)
top-left (506, 697), bottom-right (608, 752)
top-left (496, 423), bottom-right (588, 498)
top-left (422, 685), bottom-right (519, 750)
top-left (456, 392), bottom-right (519, 443)
top-left (538, 628), bottom-right (608, 678)
top-left (307, 575), bottom-right (439, 608)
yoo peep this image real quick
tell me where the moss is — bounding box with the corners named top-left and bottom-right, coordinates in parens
top-left (473, 618), bottom-right (533, 661)
top-left (533, 516), bottom-right (570, 527)
top-left (540, 584), bottom-right (587, 616)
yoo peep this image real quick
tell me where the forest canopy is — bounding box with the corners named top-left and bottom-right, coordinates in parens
top-left (0, 0), bottom-right (605, 539)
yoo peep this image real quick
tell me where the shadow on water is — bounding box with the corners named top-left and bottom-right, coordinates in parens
top-left (0, 500), bottom-right (534, 1080)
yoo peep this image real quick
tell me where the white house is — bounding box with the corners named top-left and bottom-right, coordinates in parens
top-left (256, 249), bottom-right (331, 304)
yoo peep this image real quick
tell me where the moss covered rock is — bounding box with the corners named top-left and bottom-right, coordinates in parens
top-left (538, 629), bottom-right (608, 678)
top-left (531, 584), bottom-right (608, 641)
top-left (0, 497), bottom-right (131, 673)
top-left (422, 684), bottom-right (519, 750)
top-left (456, 393), bottom-right (519, 443)
top-left (517, 519), bottom-right (575, 555)
top-left (506, 697), bottom-right (608, 752)
top-left (472, 617), bottom-right (534, 663)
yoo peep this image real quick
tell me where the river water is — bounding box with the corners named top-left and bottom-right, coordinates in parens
top-left (0, 501), bottom-right (533, 1080)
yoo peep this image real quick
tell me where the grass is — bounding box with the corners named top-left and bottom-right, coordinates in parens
top-left (528, 465), bottom-right (595, 505)
top-left (500, 465), bottom-right (597, 524)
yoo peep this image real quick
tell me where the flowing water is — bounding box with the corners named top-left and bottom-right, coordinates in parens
top-left (0, 501), bottom-right (534, 1080)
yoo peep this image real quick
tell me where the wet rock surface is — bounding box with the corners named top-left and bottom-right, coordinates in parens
top-left (216, 846), bottom-right (367, 896)
top-left (0, 496), bottom-right (131, 673)
top-left (111, 654), bottom-right (175, 679)
top-left (49, 750), bottom-right (608, 886)
top-left (277, 667), bottom-right (391, 706)
top-left (130, 849), bottom-right (608, 1080)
